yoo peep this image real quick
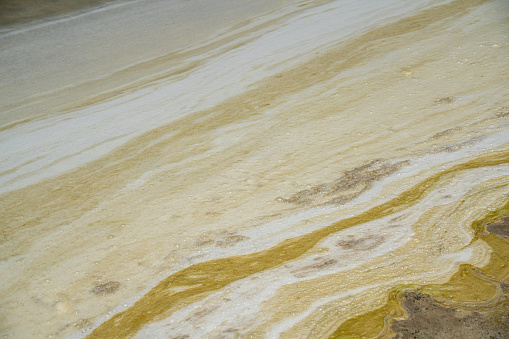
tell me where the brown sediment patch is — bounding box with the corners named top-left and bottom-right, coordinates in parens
top-left (292, 258), bottom-right (338, 277)
top-left (336, 234), bottom-right (385, 251)
top-left (215, 235), bottom-right (249, 248)
top-left (428, 136), bottom-right (485, 154)
top-left (185, 307), bottom-right (218, 323)
top-left (311, 258), bottom-right (338, 268)
top-left (486, 216), bottom-right (509, 237)
top-left (91, 281), bottom-right (121, 295)
top-left (275, 159), bottom-right (409, 205)
top-left (391, 292), bottom-right (509, 339)
top-left (434, 96), bottom-right (456, 104)
top-left (329, 200), bottom-right (509, 339)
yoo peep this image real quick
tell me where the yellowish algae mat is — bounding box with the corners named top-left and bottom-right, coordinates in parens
top-left (1, 0), bottom-right (509, 338)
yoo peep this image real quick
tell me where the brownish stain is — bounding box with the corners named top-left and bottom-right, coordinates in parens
top-left (91, 281), bottom-right (121, 295)
top-left (275, 159), bottom-right (409, 205)
top-left (185, 307), bottom-right (217, 322)
top-left (337, 234), bottom-right (385, 251)
top-left (391, 292), bottom-right (509, 339)
top-left (486, 216), bottom-right (509, 237)
top-left (291, 258), bottom-right (338, 277)
top-left (428, 136), bottom-right (485, 154)
top-left (434, 96), bottom-right (455, 104)
top-left (215, 235), bottom-right (249, 248)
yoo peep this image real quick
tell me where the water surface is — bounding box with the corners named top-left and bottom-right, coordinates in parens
top-left (1, 0), bottom-right (508, 338)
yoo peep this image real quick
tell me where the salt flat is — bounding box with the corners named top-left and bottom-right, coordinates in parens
top-left (1, 0), bottom-right (508, 338)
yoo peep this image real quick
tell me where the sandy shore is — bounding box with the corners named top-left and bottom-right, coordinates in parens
top-left (1, 0), bottom-right (509, 338)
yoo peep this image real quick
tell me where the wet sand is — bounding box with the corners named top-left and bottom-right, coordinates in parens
top-left (1, 0), bottom-right (509, 338)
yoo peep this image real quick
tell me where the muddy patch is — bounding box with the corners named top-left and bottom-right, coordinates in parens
top-left (337, 234), bottom-right (385, 251)
top-left (275, 159), bottom-right (409, 205)
top-left (185, 307), bottom-right (218, 323)
top-left (91, 281), bottom-right (121, 295)
top-left (434, 96), bottom-right (455, 104)
top-left (486, 216), bottom-right (509, 238)
top-left (391, 292), bottom-right (509, 339)
top-left (292, 257), bottom-right (338, 278)
top-left (427, 135), bottom-right (485, 154)
top-left (215, 235), bottom-right (249, 248)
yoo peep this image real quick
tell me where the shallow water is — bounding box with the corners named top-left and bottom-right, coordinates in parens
top-left (1, 0), bottom-right (509, 338)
